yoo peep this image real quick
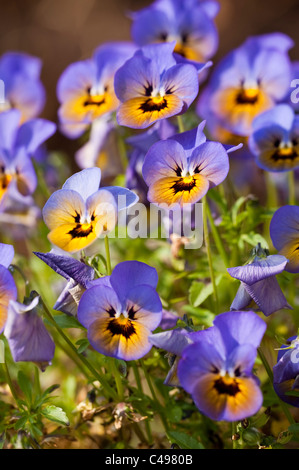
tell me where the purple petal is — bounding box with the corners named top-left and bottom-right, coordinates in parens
top-left (0, 109), bottom-right (20, 151)
top-left (62, 168), bottom-right (101, 201)
top-left (178, 338), bottom-right (225, 393)
top-left (33, 251), bottom-right (95, 287)
top-left (15, 119), bottom-right (56, 155)
top-left (0, 243), bottom-right (14, 268)
top-left (125, 285), bottom-right (162, 330)
top-left (158, 309), bottom-right (179, 330)
top-left (188, 141), bottom-right (229, 187)
top-left (227, 255), bottom-right (288, 285)
top-left (142, 139), bottom-right (187, 185)
top-left (110, 261), bottom-right (159, 303)
top-left (4, 297), bottom-right (55, 363)
top-left (230, 284), bottom-right (252, 311)
top-left (171, 121), bottom-right (207, 157)
top-left (244, 276), bottom-right (290, 316)
top-left (101, 186), bottom-right (139, 211)
top-left (161, 63), bottom-right (199, 107)
top-left (149, 328), bottom-right (193, 356)
top-left (213, 310), bottom-right (267, 351)
top-left (77, 284), bottom-right (121, 329)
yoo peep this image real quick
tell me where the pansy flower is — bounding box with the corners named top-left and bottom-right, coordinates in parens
top-left (114, 42), bottom-right (201, 129)
top-left (34, 251), bottom-right (95, 316)
top-left (197, 33), bottom-right (293, 137)
top-left (178, 311), bottom-right (266, 421)
top-left (0, 52), bottom-right (45, 122)
top-left (142, 122), bottom-right (240, 208)
top-left (0, 243), bottom-right (17, 332)
top-left (0, 109), bottom-right (56, 209)
top-left (228, 249), bottom-right (289, 317)
top-left (57, 42), bottom-right (136, 138)
top-left (270, 205), bottom-right (299, 273)
top-left (77, 261), bottom-right (162, 361)
top-left (4, 295), bottom-right (55, 368)
top-left (273, 335), bottom-right (299, 407)
top-left (126, 119), bottom-right (175, 203)
top-left (249, 104), bottom-right (299, 172)
top-left (131, 0), bottom-right (219, 63)
top-left (42, 168), bottom-right (138, 253)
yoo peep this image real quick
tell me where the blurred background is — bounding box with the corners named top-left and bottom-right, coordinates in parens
top-left (0, 0), bottom-right (298, 158)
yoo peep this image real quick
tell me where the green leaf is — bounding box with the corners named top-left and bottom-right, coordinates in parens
top-left (50, 314), bottom-right (84, 330)
top-left (288, 423), bottom-right (299, 434)
top-left (76, 338), bottom-right (90, 354)
top-left (14, 415), bottom-right (28, 431)
top-left (17, 371), bottom-right (33, 404)
top-left (167, 431), bottom-right (204, 449)
top-left (42, 405), bottom-right (70, 426)
top-left (240, 232), bottom-right (269, 249)
top-left (189, 275), bottom-right (223, 307)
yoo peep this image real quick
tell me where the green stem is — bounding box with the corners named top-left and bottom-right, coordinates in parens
top-left (39, 296), bottom-right (117, 401)
top-left (111, 359), bottom-right (124, 401)
top-left (177, 115), bottom-right (185, 133)
top-left (288, 171), bottom-right (296, 205)
top-left (132, 362), bottom-right (153, 445)
top-left (140, 360), bottom-right (169, 432)
top-left (265, 172), bottom-right (278, 209)
top-left (205, 201), bottom-right (229, 267)
top-left (258, 347), bottom-right (295, 425)
top-left (3, 359), bottom-right (19, 405)
top-left (105, 235), bottom-right (112, 276)
top-left (203, 195), bottom-right (219, 312)
top-left (232, 422), bottom-right (238, 449)
top-left (10, 264), bottom-right (30, 297)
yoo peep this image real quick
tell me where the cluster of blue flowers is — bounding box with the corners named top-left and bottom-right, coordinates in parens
top-left (0, 0), bottom-right (299, 432)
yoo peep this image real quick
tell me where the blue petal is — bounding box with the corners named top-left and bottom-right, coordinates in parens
top-left (34, 251), bottom-right (95, 287)
top-left (62, 168), bottom-right (101, 201)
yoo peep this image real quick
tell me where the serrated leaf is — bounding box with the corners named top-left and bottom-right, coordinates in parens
top-left (17, 371), bottom-right (32, 404)
top-left (167, 431), bottom-right (204, 449)
top-left (42, 405), bottom-right (70, 426)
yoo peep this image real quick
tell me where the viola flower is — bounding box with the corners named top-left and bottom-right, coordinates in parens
top-left (149, 327), bottom-right (193, 386)
top-left (4, 296), bottom-right (55, 368)
top-left (0, 52), bottom-right (46, 122)
top-left (126, 119), bottom-right (176, 203)
top-left (228, 247), bottom-right (289, 316)
top-left (131, 0), bottom-right (219, 63)
top-left (57, 42), bottom-right (136, 138)
top-left (142, 122), bottom-right (241, 208)
top-left (178, 311), bottom-right (266, 421)
top-left (270, 205), bottom-right (299, 273)
top-left (0, 243), bottom-right (17, 332)
top-left (197, 33), bottom-right (293, 137)
top-left (249, 104), bottom-right (299, 172)
top-left (34, 251), bottom-right (95, 316)
top-left (0, 109), bottom-right (56, 209)
top-left (77, 261), bottom-right (163, 361)
top-left (114, 42), bottom-right (201, 129)
top-left (42, 168), bottom-right (138, 253)
top-left (273, 335), bottom-right (299, 407)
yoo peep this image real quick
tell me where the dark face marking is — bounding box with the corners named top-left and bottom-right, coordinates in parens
top-left (144, 83), bottom-right (153, 97)
top-left (107, 318), bottom-right (136, 339)
top-left (68, 224), bottom-right (93, 239)
top-left (214, 377), bottom-right (241, 396)
top-left (127, 305), bottom-right (137, 320)
top-left (271, 148), bottom-right (298, 162)
top-left (139, 97), bottom-right (168, 113)
top-left (73, 211), bottom-right (81, 223)
top-left (84, 88), bottom-right (105, 107)
top-left (170, 177), bottom-right (197, 194)
top-left (236, 89), bottom-right (259, 105)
